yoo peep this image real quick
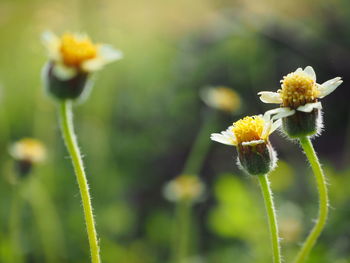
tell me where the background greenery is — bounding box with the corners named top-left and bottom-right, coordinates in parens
top-left (0, 0), bottom-right (350, 262)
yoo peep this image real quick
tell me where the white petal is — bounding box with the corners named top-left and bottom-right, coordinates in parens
top-left (82, 58), bottom-right (105, 72)
top-left (297, 102), bottom-right (322, 112)
top-left (210, 133), bottom-right (235, 146)
top-left (318, 77), bottom-right (343, 98)
top-left (258, 91), bottom-right (282, 104)
top-left (264, 107), bottom-right (295, 121)
top-left (270, 119), bottom-right (282, 133)
top-left (41, 31), bottom-right (61, 61)
top-left (53, 63), bottom-right (77, 80)
top-left (242, 140), bottom-right (265, 146)
top-left (99, 45), bottom-right (123, 62)
top-left (82, 45), bottom-right (123, 72)
top-left (303, 66), bottom-right (316, 81)
top-left (295, 67), bottom-right (303, 73)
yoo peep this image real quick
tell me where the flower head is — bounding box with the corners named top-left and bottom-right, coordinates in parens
top-left (42, 31), bottom-right (123, 79)
top-left (211, 114), bottom-right (280, 147)
top-left (258, 66), bottom-right (342, 137)
top-left (9, 138), bottom-right (46, 164)
top-left (258, 66), bottom-right (342, 116)
top-left (211, 114), bottom-right (280, 175)
top-left (200, 86), bottom-right (241, 113)
top-left (9, 138), bottom-right (46, 176)
top-left (163, 174), bottom-right (205, 203)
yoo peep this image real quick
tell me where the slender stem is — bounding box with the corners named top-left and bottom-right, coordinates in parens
top-left (9, 186), bottom-right (24, 263)
top-left (182, 111), bottom-right (216, 175)
top-left (172, 112), bottom-right (216, 263)
top-left (258, 174), bottom-right (281, 263)
top-left (59, 100), bottom-right (100, 263)
top-left (174, 201), bottom-right (191, 263)
top-left (294, 136), bottom-right (328, 263)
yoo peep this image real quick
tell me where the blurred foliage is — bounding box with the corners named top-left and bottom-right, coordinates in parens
top-left (1, 0), bottom-right (350, 262)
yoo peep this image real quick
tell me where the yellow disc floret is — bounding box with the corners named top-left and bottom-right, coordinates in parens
top-left (279, 71), bottom-right (320, 108)
top-left (232, 116), bottom-right (265, 144)
top-left (60, 33), bottom-right (98, 68)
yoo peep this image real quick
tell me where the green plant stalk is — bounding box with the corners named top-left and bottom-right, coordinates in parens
top-left (174, 200), bottom-right (191, 263)
top-left (172, 111), bottom-right (217, 263)
top-left (25, 177), bottom-right (66, 263)
top-left (9, 187), bottom-right (24, 263)
top-left (182, 111), bottom-right (217, 175)
top-left (294, 136), bottom-right (328, 263)
top-left (59, 100), bottom-right (100, 263)
top-left (258, 174), bottom-right (281, 263)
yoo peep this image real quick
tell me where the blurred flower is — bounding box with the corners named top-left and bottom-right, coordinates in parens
top-left (163, 174), bottom-right (205, 203)
top-left (42, 31), bottom-right (122, 79)
top-left (278, 202), bottom-right (303, 243)
top-left (9, 138), bottom-right (46, 176)
top-left (258, 66), bottom-right (342, 137)
top-left (9, 138), bottom-right (46, 164)
top-left (42, 31), bottom-right (123, 100)
top-left (211, 114), bottom-right (280, 175)
top-left (280, 218), bottom-right (302, 243)
top-left (200, 86), bottom-right (241, 113)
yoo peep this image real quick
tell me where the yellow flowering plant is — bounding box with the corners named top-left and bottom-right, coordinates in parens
top-left (211, 114), bottom-right (282, 263)
top-left (257, 66), bottom-right (343, 263)
top-left (41, 31), bottom-right (122, 263)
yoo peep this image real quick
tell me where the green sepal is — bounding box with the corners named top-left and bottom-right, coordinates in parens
top-left (44, 63), bottom-right (90, 100)
top-left (282, 109), bottom-right (319, 138)
top-left (237, 142), bottom-right (275, 175)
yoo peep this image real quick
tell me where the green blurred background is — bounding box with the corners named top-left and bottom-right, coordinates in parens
top-left (1, 0), bottom-right (350, 262)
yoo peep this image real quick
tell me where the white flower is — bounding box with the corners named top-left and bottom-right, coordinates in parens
top-left (42, 31), bottom-right (123, 80)
top-left (210, 114), bottom-right (281, 147)
top-left (258, 66), bottom-right (342, 116)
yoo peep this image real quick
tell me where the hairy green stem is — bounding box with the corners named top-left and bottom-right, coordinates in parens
top-left (59, 100), bottom-right (100, 263)
top-left (294, 136), bottom-right (328, 263)
top-left (258, 174), bottom-right (281, 263)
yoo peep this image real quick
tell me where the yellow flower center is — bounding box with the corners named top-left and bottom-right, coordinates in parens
top-left (232, 116), bottom-right (265, 144)
top-left (60, 33), bottom-right (98, 68)
top-left (211, 87), bottom-right (241, 112)
top-left (279, 72), bottom-right (320, 108)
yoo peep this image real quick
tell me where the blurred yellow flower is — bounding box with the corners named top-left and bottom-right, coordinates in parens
top-left (42, 31), bottom-right (123, 80)
top-left (9, 138), bottom-right (46, 164)
top-left (163, 174), bottom-right (205, 203)
top-left (200, 86), bottom-right (241, 113)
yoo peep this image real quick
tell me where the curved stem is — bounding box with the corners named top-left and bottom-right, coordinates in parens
top-left (294, 136), bottom-right (328, 263)
top-left (258, 174), bottom-right (281, 263)
top-left (59, 100), bottom-right (100, 263)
